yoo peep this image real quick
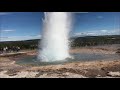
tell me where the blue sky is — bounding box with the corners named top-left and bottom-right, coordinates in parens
top-left (73, 12), bottom-right (120, 37)
top-left (0, 12), bottom-right (120, 41)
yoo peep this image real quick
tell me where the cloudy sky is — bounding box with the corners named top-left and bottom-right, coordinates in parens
top-left (0, 12), bottom-right (120, 41)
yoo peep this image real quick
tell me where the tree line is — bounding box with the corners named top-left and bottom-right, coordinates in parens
top-left (0, 35), bottom-right (120, 50)
top-left (71, 35), bottom-right (120, 47)
top-left (0, 39), bottom-right (40, 50)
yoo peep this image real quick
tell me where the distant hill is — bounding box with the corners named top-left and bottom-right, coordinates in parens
top-left (71, 35), bottom-right (120, 47)
top-left (0, 39), bottom-right (40, 49)
top-left (0, 35), bottom-right (120, 49)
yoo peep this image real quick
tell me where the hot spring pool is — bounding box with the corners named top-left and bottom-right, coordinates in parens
top-left (15, 53), bottom-right (120, 66)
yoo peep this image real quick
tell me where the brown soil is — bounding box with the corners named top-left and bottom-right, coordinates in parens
top-left (0, 45), bottom-right (120, 78)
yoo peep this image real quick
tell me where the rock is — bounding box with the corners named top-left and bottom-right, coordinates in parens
top-left (116, 48), bottom-right (120, 53)
top-left (25, 71), bottom-right (39, 78)
top-left (107, 72), bottom-right (120, 77)
top-left (97, 75), bottom-right (101, 77)
top-left (62, 72), bottom-right (87, 78)
top-left (37, 72), bottom-right (87, 78)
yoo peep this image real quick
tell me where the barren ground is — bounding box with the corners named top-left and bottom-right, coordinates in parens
top-left (0, 45), bottom-right (120, 78)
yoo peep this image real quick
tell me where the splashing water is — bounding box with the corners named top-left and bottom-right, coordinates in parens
top-left (38, 12), bottom-right (72, 62)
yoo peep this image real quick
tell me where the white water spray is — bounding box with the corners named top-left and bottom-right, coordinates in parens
top-left (38, 12), bottom-right (72, 62)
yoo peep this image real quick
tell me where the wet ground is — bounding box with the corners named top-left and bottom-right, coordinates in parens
top-left (15, 53), bottom-right (120, 66)
top-left (0, 44), bottom-right (120, 78)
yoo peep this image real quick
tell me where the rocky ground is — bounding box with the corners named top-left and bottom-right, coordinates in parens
top-left (0, 45), bottom-right (120, 78)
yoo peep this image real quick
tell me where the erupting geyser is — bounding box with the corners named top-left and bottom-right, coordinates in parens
top-left (38, 12), bottom-right (72, 62)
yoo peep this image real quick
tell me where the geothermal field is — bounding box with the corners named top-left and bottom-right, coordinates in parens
top-left (0, 45), bottom-right (120, 78)
top-left (0, 12), bottom-right (120, 78)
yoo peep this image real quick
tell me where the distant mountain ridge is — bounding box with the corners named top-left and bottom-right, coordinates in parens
top-left (0, 35), bottom-right (120, 49)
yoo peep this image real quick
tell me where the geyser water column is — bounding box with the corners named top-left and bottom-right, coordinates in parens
top-left (38, 12), bottom-right (72, 62)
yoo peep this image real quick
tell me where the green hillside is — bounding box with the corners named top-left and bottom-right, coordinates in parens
top-left (0, 35), bottom-right (120, 49)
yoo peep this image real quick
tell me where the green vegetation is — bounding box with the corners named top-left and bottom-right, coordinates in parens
top-left (0, 35), bottom-right (120, 50)
top-left (71, 35), bottom-right (120, 47)
top-left (0, 39), bottom-right (40, 50)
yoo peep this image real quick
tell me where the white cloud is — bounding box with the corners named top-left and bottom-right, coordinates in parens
top-left (73, 29), bottom-right (119, 37)
top-left (100, 30), bottom-right (108, 32)
top-left (0, 35), bottom-right (41, 41)
top-left (1, 30), bottom-right (15, 32)
top-left (74, 12), bottom-right (89, 13)
top-left (87, 32), bottom-right (96, 35)
top-left (0, 12), bottom-right (11, 15)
